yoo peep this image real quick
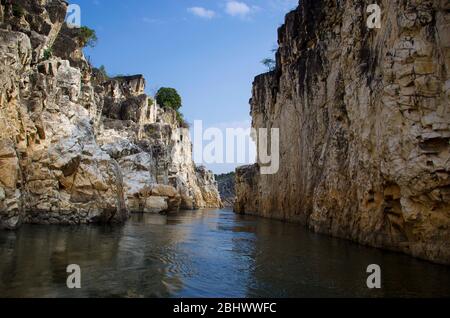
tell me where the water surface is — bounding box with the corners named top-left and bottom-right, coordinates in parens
top-left (0, 209), bottom-right (449, 297)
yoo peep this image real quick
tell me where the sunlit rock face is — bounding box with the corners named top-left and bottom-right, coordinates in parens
top-left (0, 0), bottom-right (221, 229)
top-left (96, 75), bottom-right (222, 213)
top-left (235, 0), bottom-right (450, 264)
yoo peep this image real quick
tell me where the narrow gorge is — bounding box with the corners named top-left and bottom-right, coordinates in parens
top-left (1, 0), bottom-right (450, 299)
top-left (235, 0), bottom-right (450, 265)
top-left (0, 0), bottom-right (221, 230)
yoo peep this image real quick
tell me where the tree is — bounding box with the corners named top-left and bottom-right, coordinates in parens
top-left (155, 87), bottom-right (182, 111)
top-left (155, 88), bottom-right (188, 127)
top-left (92, 65), bottom-right (109, 82)
top-left (261, 58), bottom-right (276, 71)
top-left (98, 65), bottom-right (108, 78)
top-left (78, 26), bottom-right (98, 48)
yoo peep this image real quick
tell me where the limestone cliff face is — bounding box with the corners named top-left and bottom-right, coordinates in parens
top-left (216, 172), bottom-right (236, 207)
top-left (0, 0), bottom-right (221, 229)
top-left (235, 0), bottom-right (450, 264)
top-left (97, 77), bottom-right (222, 212)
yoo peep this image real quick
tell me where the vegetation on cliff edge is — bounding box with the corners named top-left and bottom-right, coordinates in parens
top-left (156, 87), bottom-right (189, 128)
top-left (78, 26), bottom-right (98, 48)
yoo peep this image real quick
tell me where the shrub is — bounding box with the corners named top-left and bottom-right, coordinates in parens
top-left (78, 26), bottom-right (98, 48)
top-left (261, 58), bottom-right (276, 71)
top-left (215, 172), bottom-right (235, 182)
top-left (98, 65), bottom-right (108, 77)
top-left (176, 111), bottom-right (189, 128)
top-left (12, 4), bottom-right (25, 18)
top-left (155, 87), bottom-right (182, 111)
top-left (92, 65), bottom-right (109, 82)
top-left (43, 48), bottom-right (53, 60)
top-left (113, 74), bottom-right (130, 78)
top-left (155, 88), bottom-right (187, 127)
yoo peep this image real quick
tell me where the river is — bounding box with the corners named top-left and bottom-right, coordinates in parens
top-left (0, 209), bottom-right (449, 297)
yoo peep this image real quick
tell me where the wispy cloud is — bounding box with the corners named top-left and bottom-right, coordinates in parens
top-left (225, 1), bottom-right (252, 17)
top-left (188, 7), bottom-right (216, 19)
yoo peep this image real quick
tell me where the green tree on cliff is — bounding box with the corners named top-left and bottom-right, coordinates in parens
top-left (155, 88), bottom-right (189, 127)
top-left (155, 87), bottom-right (182, 111)
top-left (92, 65), bottom-right (109, 82)
top-left (78, 26), bottom-right (98, 48)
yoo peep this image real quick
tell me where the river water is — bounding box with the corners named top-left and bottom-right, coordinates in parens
top-left (0, 209), bottom-right (449, 298)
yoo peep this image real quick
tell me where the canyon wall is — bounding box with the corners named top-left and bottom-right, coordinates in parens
top-left (215, 172), bottom-right (235, 207)
top-left (235, 0), bottom-right (450, 264)
top-left (0, 0), bottom-right (221, 229)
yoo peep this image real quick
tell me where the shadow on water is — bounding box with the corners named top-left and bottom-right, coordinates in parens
top-left (0, 209), bottom-right (449, 298)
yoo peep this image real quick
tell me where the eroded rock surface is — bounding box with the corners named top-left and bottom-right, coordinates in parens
top-left (235, 0), bottom-right (450, 264)
top-left (0, 0), bottom-right (221, 229)
top-left (216, 172), bottom-right (236, 207)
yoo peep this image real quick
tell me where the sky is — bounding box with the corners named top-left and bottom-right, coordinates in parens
top-left (70, 0), bottom-right (298, 174)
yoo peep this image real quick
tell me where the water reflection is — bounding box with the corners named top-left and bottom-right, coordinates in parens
top-left (0, 209), bottom-right (449, 297)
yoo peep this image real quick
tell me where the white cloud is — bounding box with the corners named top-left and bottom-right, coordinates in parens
top-left (188, 7), bottom-right (216, 19)
top-left (225, 1), bottom-right (251, 17)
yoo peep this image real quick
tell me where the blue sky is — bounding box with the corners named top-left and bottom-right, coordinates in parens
top-left (71, 0), bottom-right (298, 173)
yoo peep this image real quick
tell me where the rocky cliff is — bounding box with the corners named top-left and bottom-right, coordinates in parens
top-left (215, 172), bottom-right (235, 207)
top-left (235, 0), bottom-right (450, 264)
top-left (0, 0), bottom-right (221, 229)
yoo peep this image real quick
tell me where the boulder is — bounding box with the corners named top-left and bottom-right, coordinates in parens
top-left (144, 196), bottom-right (168, 213)
top-left (151, 184), bottom-right (178, 197)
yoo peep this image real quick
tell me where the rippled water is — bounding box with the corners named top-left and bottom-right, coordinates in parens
top-left (0, 209), bottom-right (449, 298)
